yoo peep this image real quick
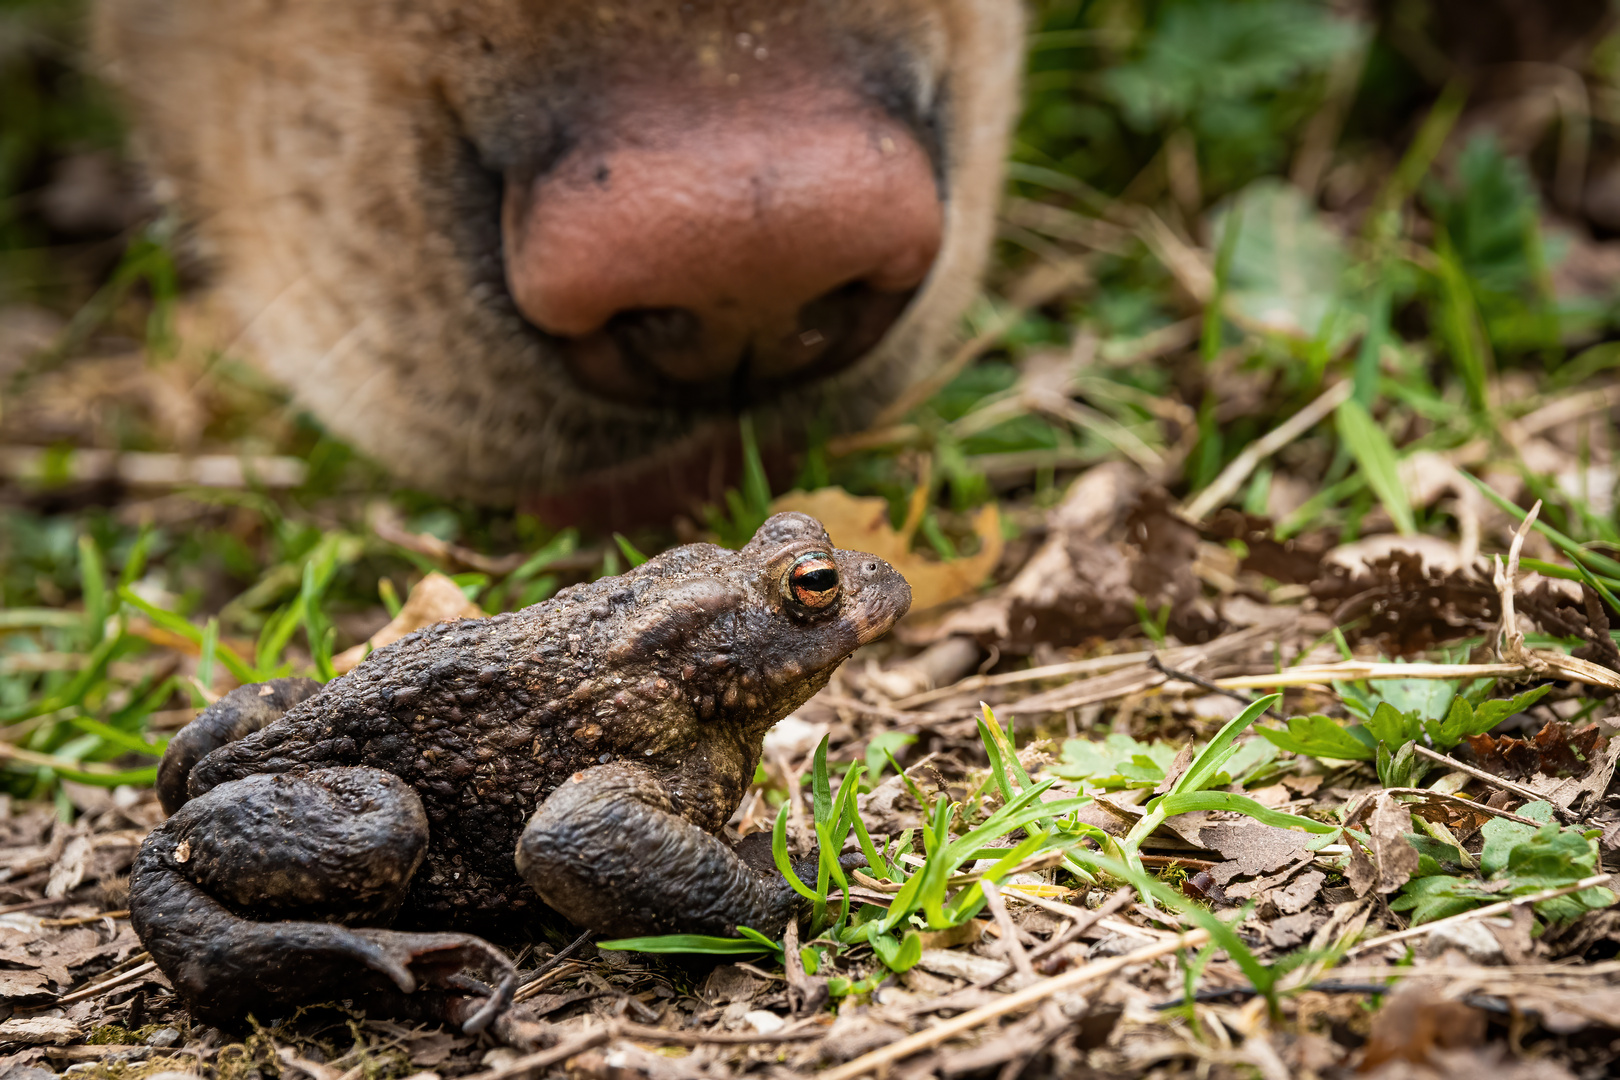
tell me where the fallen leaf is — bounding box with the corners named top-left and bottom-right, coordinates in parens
top-left (1368, 792), bottom-right (1422, 895)
top-left (44, 833), bottom-right (91, 899)
top-left (1465, 722), bottom-right (1608, 783)
top-left (922, 463), bottom-right (1218, 648)
top-left (1170, 818), bottom-right (1310, 885)
top-left (0, 969), bottom-right (53, 1003)
top-left (333, 572), bottom-right (484, 674)
top-left (0, 1017), bottom-right (81, 1045)
top-left (1360, 985), bottom-right (1488, 1070)
top-left (770, 487), bottom-right (1001, 613)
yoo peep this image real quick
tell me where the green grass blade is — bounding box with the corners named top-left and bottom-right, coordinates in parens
top-left (77, 535), bottom-right (107, 647)
top-left (1335, 399), bottom-right (1414, 536)
top-left (597, 934), bottom-right (778, 955)
top-left (771, 803), bottom-right (821, 904)
top-left (1462, 473), bottom-right (1620, 578)
top-left (1174, 694), bottom-right (1280, 796)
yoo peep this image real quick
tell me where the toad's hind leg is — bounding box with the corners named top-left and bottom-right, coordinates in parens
top-left (517, 762), bottom-right (806, 938)
top-left (157, 677), bottom-right (321, 814)
top-left (130, 766), bottom-right (514, 1034)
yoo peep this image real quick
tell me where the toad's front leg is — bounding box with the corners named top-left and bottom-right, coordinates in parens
top-left (129, 767), bottom-right (515, 1033)
top-left (517, 763), bottom-right (809, 938)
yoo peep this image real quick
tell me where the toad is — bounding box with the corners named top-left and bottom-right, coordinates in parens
top-left (128, 513), bottom-right (910, 1034)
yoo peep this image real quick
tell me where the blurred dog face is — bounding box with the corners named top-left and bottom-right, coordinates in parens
top-left (95, 0), bottom-right (1024, 521)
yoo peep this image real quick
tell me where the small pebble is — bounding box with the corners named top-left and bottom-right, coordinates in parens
top-left (146, 1027), bottom-right (182, 1048)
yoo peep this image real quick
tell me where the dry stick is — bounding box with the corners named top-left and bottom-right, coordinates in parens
top-left (519, 929), bottom-right (594, 986)
top-left (462, 1025), bottom-right (613, 1080)
top-left (613, 1019), bottom-right (827, 1046)
top-left (465, 1017), bottom-right (828, 1080)
top-left (1182, 380), bottom-right (1353, 521)
top-left (1382, 785), bottom-right (1550, 829)
top-left (1345, 873), bottom-right (1614, 957)
top-left (1495, 501), bottom-right (1541, 666)
top-left (979, 880), bottom-right (1037, 982)
top-left (1215, 658), bottom-right (1620, 694)
top-left (1011, 886), bottom-right (1136, 971)
top-left (892, 651), bottom-right (1154, 711)
top-left (0, 894), bottom-right (87, 916)
top-left (51, 961), bottom-right (157, 1006)
top-left (819, 928), bottom-right (1210, 1080)
top-left (1406, 745), bottom-right (1579, 825)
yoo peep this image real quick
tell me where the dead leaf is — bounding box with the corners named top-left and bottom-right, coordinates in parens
top-left (332, 573), bottom-right (484, 674)
top-left (923, 463), bottom-right (1219, 649)
top-left (0, 969), bottom-right (53, 1003)
top-left (1464, 722), bottom-right (1608, 783)
top-left (1312, 549), bottom-right (1497, 653)
top-left (1168, 816), bottom-right (1309, 885)
top-left (1152, 745), bottom-right (1195, 795)
top-left (1361, 985), bottom-right (1488, 1071)
top-left (769, 487), bottom-right (1002, 612)
top-left (44, 834), bottom-right (91, 899)
top-left (0, 1018), bottom-right (81, 1045)
top-left (1368, 792), bottom-right (1421, 895)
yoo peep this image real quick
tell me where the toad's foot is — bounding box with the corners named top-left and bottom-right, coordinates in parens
top-left (130, 766), bottom-right (516, 1034)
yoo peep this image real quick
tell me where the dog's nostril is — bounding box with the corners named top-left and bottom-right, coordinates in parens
top-left (606, 307), bottom-right (710, 381)
top-left (596, 283), bottom-right (913, 393)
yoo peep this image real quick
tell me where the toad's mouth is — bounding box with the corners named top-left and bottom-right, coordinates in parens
top-left (497, 72), bottom-right (944, 414)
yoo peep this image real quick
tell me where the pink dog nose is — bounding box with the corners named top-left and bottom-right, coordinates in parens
top-left (501, 80), bottom-right (942, 404)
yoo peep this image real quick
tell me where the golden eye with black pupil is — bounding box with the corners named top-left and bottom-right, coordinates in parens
top-left (786, 553), bottom-right (839, 611)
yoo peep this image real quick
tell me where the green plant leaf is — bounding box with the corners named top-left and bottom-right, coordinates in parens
top-left (612, 533), bottom-right (649, 567)
top-left (771, 803), bottom-right (821, 904)
top-left (1174, 695), bottom-right (1280, 796)
top-left (1335, 398), bottom-right (1415, 536)
top-left (597, 933), bottom-right (780, 956)
top-left (1154, 791), bottom-right (1339, 833)
top-left (1257, 714), bottom-right (1375, 760)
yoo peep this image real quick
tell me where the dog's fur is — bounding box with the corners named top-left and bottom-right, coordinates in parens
top-left (93, 1), bottom-right (1023, 505)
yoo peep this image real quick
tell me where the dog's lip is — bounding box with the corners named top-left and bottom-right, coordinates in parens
top-left (517, 420), bottom-right (798, 530)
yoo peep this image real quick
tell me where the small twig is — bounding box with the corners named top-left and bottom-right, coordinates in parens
top-left (820, 928), bottom-right (1210, 1080)
top-left (41, 909), bottom-right (128, 928)
top-left (519, 929), bottom-right (594, 986)
top-left (462, 1024), bottom-right (613, 1080)
top-left (979, 880), bottom-right (1037, 982)
top-left (1346, 873), bottom-right (1614, 957)
top-left (613, 1018), bottom-right (827, 1046)
top-left (1406, 745), bottom-right (1578, 824)
top-left (1494, 501), bottom-right (1542, 667)
top-left (1147, 655), bottom-right (1255, 705)
top-left (1383, 786), bottom-right (1550, 829)
top-left (1214, 657), bottom-right (1620, 694)
top-left (463, 1016), bottom-right (828, 1080)
top-left (891, 651), bottom-right (1155, 711)
top-left (1182, 380), bottom-right (1353, 521)
top-left (0, 894), bottom-right (86, 916)
top-left (1020, 886), bottom-right (1136, 968)
top-left (51, 960), bottom-right (157, 1006)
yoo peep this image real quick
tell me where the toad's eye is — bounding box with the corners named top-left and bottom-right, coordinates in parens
top-left (785, 553), bottom-right (840, 611)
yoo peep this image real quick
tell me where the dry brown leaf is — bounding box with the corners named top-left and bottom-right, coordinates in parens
top-left (1368, 792), bottom-right (1421, 895)
top-left (44, 833), bottom-right (91, 899)
top-left (0, 1017), bottom-right (82, 1045)
top-left (769, 487), bottom-right (1001, 612)
top-left (333, 573), bottom-right (485, 674)
top-left (1361, 985), bottom-right (1487, 1071)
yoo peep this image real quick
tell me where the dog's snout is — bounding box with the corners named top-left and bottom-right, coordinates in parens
top-left (500, 79), bottom-right (941, 405)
